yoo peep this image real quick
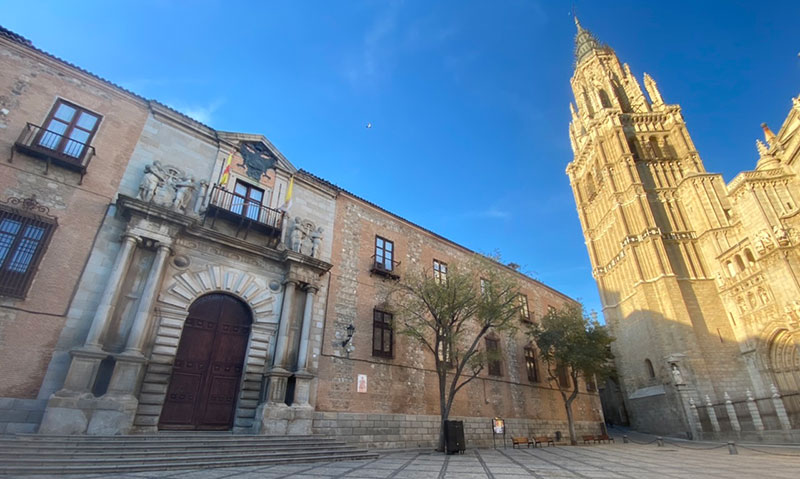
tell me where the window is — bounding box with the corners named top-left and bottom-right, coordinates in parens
top-left (433, 259), bottom-right (447, 284)
top-left (38, 99), bottom-right (101, 160)
top-left (524, 346), bottom-right (539, 382)
top-left (372, 309), bottom-right (393, 358)
top-left (556, 363), bottom-right (571, 388)
top-left (645, 358), bottom-right (655, 378)
top-left (374, 236), bottom-right (394, 271)
top-left (485, 337), bottom-right (502, 376)
top-left (231, 180), bottom-right (264, 221)
top-left (518, 294), bottom-right (530, 322)
top-left (0, 198), bottom-right (57, 298)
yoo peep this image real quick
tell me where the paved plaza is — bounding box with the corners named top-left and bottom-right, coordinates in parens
top-left (15, 439), bottom-right (800, 479)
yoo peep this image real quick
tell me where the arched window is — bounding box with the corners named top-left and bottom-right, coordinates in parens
top-left (726, 260), bottom-right (736, 277)
top-left (744, 249), bottom-right (756, 266)
top-left (586, 173), bottom-right (596, 198)
top-left (599, 89), bottom-right (612, 108)
top-left (582, 90), bottom-right (595, 116)
top-left (645, 359), bottom-right (656, 378)
top-left (735, 255), bottom-right (745, 272)
top-left (648, 136), bottom-right (661, 158)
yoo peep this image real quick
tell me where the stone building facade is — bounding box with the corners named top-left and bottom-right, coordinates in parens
top-left (0, 27), bottom-right (150, 433)
top-left (0, 25), bottom-right (603, 444)
top-left (566, 19), bottom-right (800, 438)
top-left (313, 186), bottom-right (602, 448)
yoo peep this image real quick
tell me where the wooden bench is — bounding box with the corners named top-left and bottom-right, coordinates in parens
top-left (595, 433), bottom-right (615, 443)
top-left (582, 435), bottom-right (596, 444)
top-left (534, 436), bottom-right (555, 447)
top-left (511, 437), bottom-right (532, 448)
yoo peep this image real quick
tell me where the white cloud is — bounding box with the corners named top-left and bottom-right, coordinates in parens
top-left (463, 208), bottom-right (512, 220)
top-left (166, 98), bottom-right (225, 125)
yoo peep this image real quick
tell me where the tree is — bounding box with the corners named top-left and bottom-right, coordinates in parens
top-left (527, 303), bottom-right (614, 445)
top-left (388, 255), bottom-right (521, 452)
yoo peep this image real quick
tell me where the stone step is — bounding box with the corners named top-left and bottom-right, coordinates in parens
top-left (2, 447), bottom-right (368, 464)
top-left (0, 433), bottom-right (379, 475)
top-left (0, 451), bottom-right (378, 475)
top-left (0, 437), bottom-right (341, 448)
top-left (9, 433), bottom-right (332, 443)
top-left (0, 442), bottom-right (354, 457)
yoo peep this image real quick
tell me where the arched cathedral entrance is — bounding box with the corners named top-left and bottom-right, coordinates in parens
top-left (159, 293), bottom-right (252, 430)
top-left (767, 329), bottom-right (800, 422)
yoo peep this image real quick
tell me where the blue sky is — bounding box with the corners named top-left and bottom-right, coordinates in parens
top-left (4, 1), bottom-right (799, 317)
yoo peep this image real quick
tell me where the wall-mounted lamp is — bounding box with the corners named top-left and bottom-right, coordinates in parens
top-left (341, 324), bottom-right (355, 347)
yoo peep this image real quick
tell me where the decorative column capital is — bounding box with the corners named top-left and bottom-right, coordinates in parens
top-left (303, 283), bottom-right (320, 294)
top-left (121, 233), bottom-right (140, 245)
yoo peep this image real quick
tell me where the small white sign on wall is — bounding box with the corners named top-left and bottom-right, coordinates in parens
top-left (357, 374), bottom-right (367, 393)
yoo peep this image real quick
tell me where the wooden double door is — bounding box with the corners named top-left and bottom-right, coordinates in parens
top-left (159, 294), bottom-right (252, 430)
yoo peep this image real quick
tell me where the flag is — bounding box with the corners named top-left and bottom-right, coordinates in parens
top-left (219, 152), bottom-right (233, 186)
top-left (279, 176), bottom-right (294, 211)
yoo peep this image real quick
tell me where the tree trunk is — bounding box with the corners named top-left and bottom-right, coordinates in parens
top-left (437, 367), bottom-right (448, 452)
top-left (565, 398), bottom-right (577, 445)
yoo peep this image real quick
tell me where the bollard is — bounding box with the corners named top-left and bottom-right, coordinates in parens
top-left (657, 437), bottom-right (664, 447)
top-left (623, 435), bottom-right (629, 444)
top-left (727, 442), bottom-right (738, 455)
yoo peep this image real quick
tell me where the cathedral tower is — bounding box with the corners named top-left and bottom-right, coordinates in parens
top-left (565, 18), bottom-right (754, 435)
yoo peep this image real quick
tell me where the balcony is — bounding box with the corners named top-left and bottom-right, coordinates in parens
top-left (370, 255), bottom-right (401, 280)
top-left (12, 123), bottom-right (95, 184)
top-left (204, 184), bottom-right (284, 242)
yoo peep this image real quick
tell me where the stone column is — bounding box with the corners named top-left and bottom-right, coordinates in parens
top-left (264, 279), bottom-right (298, 407)
top-left (83, 234), bottom-right (139, 349)
top-left (272, 280), bottom-right (298, 370)
top-left (295, 284), bottom-right (317, 373)
top-left (105, 243), bottom-right (171, 401)
top-left (724, 392), bottom-right (741, 433)
top-left (705, 395), bottom-right (721, 433)
top-left (122, 243), bottom-right (171, 356)
top-left (746, 390), bottom-right (765, 432)
top-left (771, 384), bottom-right (792, 430)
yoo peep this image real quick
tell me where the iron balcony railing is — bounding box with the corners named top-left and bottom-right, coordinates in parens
top-left (205, 184), bottom-right (285, 241)
top-left (12, 123), bottom-right (96, 183)
top-left (370, 254), bottom-right (401, 279)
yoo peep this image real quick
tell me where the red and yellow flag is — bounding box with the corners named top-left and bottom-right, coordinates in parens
top-left (219, 152), bottom-right (233, 186)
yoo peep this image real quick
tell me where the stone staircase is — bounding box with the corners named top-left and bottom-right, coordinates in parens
top-left (0, 433), bottom-right (379, 475)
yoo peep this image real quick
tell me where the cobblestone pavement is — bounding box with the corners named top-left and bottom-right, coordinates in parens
top-left (17, 440), bottom-right (800, 479)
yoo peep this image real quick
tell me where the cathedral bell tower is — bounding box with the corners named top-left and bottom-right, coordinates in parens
top-left (565, 18), bottom-right (752, 435)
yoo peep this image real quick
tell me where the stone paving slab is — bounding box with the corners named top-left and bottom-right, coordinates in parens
top-left (9, 442), bottom-right (800, 478)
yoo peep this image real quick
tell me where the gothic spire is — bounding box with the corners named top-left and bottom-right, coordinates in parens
top-left (574, 17), bottom-right (603, 64)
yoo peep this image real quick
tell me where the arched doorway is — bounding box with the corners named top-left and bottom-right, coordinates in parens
top-left (767, 329), bottom-right (800, 423)
top-left (159, 293), bottom-right (252, 430)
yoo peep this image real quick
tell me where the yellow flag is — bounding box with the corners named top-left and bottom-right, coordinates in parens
top-left (280, 176), bottom-right (294, 211)
top-left (219, 152), bottom-right (233, 186)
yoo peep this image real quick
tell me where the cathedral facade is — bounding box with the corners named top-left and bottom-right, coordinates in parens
top-left (0, 26), bottom-right (603, 446)
top-left (567, 19), bottom-right (800, 437)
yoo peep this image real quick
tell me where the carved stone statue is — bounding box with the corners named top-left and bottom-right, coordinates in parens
top-left (172, 176), bottom-right (196, 212)
top-left (286, 216), bottom-right (323, 257)
top-left (773, 225), bottom-right (790, 246)
top-left (310, 227), bottom-right (323, 258)
top-left (671, 363), bottom-right (684, 385)
top-left (289, 217), bottom-right (304, 253)
top-left (138, 161), bottom-right (165, 202)
top-left (754, 229), bottom-right (774, 255)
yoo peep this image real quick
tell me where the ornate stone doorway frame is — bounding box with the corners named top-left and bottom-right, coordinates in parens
top-left (132, 265), bottom-right (278, 433)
